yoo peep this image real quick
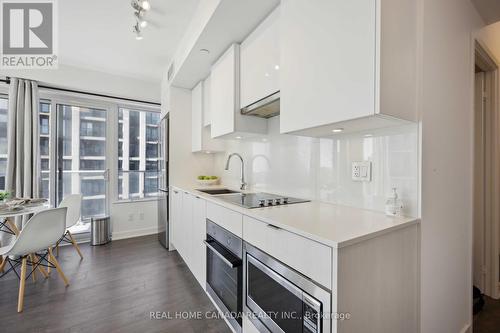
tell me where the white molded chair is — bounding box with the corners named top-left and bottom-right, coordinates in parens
top-left (0, 207), bottom-right (69, 312)
top-left (57, 194), bottom-right (84, 259)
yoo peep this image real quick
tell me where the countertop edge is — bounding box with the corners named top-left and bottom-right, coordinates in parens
top-left (170, 184), bottom-right (420, 249)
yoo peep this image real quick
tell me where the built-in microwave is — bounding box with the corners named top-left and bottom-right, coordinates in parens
top-left (244, 242), bottom-right (331, 333)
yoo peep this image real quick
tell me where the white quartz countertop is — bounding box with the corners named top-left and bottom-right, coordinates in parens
top-left (171, 184), bottom-right (420, 248)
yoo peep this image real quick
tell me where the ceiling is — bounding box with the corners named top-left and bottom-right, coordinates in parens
top-left (59, 0), bottom-right (200, 83)
top-left (471, 0), bottom-right (500, 25)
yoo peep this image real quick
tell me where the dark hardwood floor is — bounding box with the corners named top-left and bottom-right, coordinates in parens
top-left (474, 295), bottom-right (500, 333)
top-left (0, 235), bottom-right (231, 333)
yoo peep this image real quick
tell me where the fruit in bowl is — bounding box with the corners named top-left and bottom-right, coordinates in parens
top-left (196, 176), bottom-right (219, 185)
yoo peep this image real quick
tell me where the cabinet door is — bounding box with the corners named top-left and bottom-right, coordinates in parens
top-left (170, 188), bottom-right (182, 250)
top-left (240, 7), bottom-right (280, 109)
top-left (202, 76), bottom-right (211, 127)
top-left (280, 0), bottom-right (376, 134)
top-left (191, 195), bottom-right (207, 288)
top-left (191, 81), bottom-right (203, 152)
top-left (210, 44), bottom-right (240, 138)
top-left (179, 191), bottom-right (194, 265)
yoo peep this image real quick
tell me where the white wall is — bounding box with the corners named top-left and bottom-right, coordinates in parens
top-left (111, 200), bottom-right (159, 240)
top-left (419, 0), bottom-right (484, 332)
top-left (0, 64), bottom-right (160, 103)
top-left (169, 86), bottom-right (216, 187)
top-left (215, 117), bottom-right (419, 217)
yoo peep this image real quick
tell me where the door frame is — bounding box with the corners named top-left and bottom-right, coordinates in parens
top-left (473, 40), bottom-right (500, 299)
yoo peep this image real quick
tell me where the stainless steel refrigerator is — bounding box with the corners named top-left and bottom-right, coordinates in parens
top-left (158, 113), bottom-right (169, 248)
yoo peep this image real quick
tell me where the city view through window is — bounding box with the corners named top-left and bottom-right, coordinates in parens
top-left (0, 94), bottom-right (160, 235)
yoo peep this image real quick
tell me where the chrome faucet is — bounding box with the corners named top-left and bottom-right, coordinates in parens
top-left (225, 153), bottom-right (247, 190)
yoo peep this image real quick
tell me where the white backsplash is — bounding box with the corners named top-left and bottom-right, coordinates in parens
top-left (213, 117), bottom-right (419, 217)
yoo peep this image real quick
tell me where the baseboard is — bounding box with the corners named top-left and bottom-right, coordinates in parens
top-left (459, 323), bottom-right (471, 333)
top-left (112, 227), bottom-right (158, 240)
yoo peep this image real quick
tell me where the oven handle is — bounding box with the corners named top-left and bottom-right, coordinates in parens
top-left (204, 240), bottom-right (242, 268)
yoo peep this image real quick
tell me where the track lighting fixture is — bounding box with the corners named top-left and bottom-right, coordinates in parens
top-left (133, 23), bottom-right (143, 40)
top-left (131, 0), bottom-right (151, 39)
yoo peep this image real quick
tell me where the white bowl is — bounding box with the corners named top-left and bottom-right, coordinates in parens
top-left (196, 178), bottom-right (220, 186)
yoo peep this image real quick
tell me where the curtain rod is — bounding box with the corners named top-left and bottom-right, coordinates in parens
top-left (0, 77), bottom-right (161, 106)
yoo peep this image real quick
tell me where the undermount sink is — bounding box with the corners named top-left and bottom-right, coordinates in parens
top-left (196, 188), bottom-right (241, 195)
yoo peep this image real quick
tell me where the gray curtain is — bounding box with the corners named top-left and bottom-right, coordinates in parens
top-left (1, 78), bottom-right (40, 244)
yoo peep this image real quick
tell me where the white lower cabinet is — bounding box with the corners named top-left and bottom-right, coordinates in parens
top-left (170, 188), bottom-right (182, 250)
top-left (171, 188), bottom-right (207, 289)
top-left (179, 191), bottom-right (194, 266)
top-left (191, 195), bottom-right (207, 288)
top-left (171, 189), bottom-right (419, 333)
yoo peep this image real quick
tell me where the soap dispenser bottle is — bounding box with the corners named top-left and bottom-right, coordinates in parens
top-left (385, 187), bottom-right (403, 216)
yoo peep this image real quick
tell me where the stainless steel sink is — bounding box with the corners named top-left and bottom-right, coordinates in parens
top-left (196, 188), bottom-right (241, 195)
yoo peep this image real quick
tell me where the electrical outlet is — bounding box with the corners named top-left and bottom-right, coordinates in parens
top-left (128, 213), bottom-right (134, 221)
top-left (139, 212), bottom-right (144, 220)
top-left (352, 161), bottom-right (372, 182)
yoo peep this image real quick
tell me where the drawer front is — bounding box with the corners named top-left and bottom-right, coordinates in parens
top-left (206, 201), bottom-right (243, 237)
top-left (243, 215), bottom-right (332, 289)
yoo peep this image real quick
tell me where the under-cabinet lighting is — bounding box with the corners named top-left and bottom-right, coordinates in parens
top-left (332, 128), bottom-right (344, 133)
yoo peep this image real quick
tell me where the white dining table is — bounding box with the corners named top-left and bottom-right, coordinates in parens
top-left (0, 203), bottom-right (51, 277)
top-left (0, 203), bottom-right (51, 235)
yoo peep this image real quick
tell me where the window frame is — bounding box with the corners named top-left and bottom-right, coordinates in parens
top-left (0, 83), bottom-right (9, 192)
top-left (115, 103), bottom-right (161, 203)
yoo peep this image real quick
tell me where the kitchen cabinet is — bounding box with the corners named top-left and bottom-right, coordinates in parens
top-left (191, 80), bottom-right (224, 153)
top-left (170, 188), bottom-right (182, 250)
top-left (172, 186), bottom-right (419, 333)
top-left (170, 187), bottom-right (207, 289)
top-left (178, 191), bottom-right (194, 266)
top-left (210, 44), bottom-right (267, 139)
top-left (202, 76), bottom-right (211, 127)
top-left (280, 0), bottom-right (417, 136)
top-left (191, 195), bottom-right (207, 288)
top-left (240, 7), bottom-right (280, 110)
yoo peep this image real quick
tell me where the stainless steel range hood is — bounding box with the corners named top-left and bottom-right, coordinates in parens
top-left (240, 91), bottom-right (280, 118)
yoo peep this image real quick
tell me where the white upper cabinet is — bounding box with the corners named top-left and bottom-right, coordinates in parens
top-left (191, 79), bottom-right (224, 153)
top-left (280, 0), bottom-right (417, 136)
top-left (240, 7), bottom-right (280, 109)
top-left (202, 76), bottom-right (211, 127)
top-left (191, 81), bottom-right (203, 152)
top-left (210, 44), bottom-right (267, 139)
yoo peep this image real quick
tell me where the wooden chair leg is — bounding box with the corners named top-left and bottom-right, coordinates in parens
top-left (47, 248), bottom-right (52, 274)
top-left (48, 248), bottom-right (69, 287)
top-left (17, 257), bottom-right (27, 313)
top-left (34, 254), bottom-right (49, 279)
top-left (0, 256), bottom-right (5, 273)
top-left (67, 231), bottom-right (84, 260)
top-left (29, 254), bottom-right (37, 282)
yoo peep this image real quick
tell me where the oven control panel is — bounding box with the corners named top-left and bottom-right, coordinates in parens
top-left (303, 295), bottom-right (322, 333)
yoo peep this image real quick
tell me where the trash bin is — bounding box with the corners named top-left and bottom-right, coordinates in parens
top-left (90, 215), bottom-right (111, 246)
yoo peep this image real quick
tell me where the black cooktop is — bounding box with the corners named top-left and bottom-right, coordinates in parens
top-left (217, 192), bottom-right (309, 209)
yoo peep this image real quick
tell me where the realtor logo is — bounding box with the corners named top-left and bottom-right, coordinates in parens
top-left (1, 0), bottom-right (58, 68)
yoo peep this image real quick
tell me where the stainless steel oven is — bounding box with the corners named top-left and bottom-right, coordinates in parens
top-left (244, 242), bottom-right (331, 333)
top-left (205, 219), bottom-right (243, 332)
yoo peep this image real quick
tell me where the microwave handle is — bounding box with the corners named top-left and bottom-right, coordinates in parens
top-left (204, 240), bottom-right (242, 268)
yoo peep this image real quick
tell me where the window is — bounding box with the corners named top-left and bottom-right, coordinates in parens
top-left (0, 97), bottom-right (52, 197)
top-left (57, 104), bottom-right (107, 219)
top-left (0, 96), bottom-right (8, 191)
top-left (118, 107), bottom-right (160, 200)
top-left (39, 100), bottom-right (52, 199)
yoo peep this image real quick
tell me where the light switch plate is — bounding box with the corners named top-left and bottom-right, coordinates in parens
top-left (352, 161), bottom-right (372, 181)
